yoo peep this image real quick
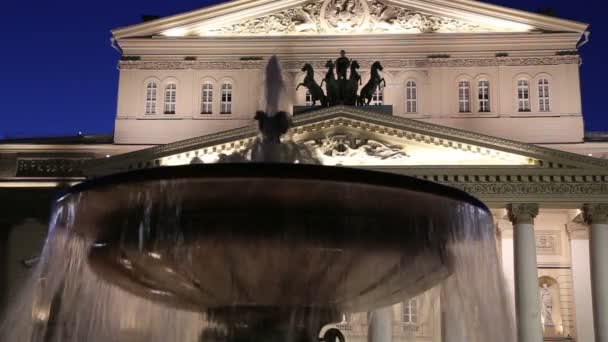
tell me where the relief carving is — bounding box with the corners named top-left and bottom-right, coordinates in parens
top-left (206, 0), bottom-right (484, 36)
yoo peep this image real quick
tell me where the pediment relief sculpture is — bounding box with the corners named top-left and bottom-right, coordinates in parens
top-left (206, 0), bottom-right (485, 36)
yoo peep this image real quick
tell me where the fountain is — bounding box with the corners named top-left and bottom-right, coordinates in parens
top-left (0, 56), bottom-right (514, 342)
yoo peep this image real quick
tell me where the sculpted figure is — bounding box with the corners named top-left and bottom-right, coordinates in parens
top-left (297, 63), bottom-right (327, 107)
top-left (335, 50), bottom-right (351, 81)
top-left (344, 60), bottom-right (361, 106)
top-left (321, 60), bottom-right (340, 106)
top-left (540, 283), bottom-right (555, 326)
top-left (358, 61), bottom-right (386, 106)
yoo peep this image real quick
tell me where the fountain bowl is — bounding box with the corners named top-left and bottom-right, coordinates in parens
top-left (54, 163), bottom-right (490, 318)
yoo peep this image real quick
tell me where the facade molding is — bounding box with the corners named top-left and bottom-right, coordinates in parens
top-left (118, 56), bottom-right (581, 71)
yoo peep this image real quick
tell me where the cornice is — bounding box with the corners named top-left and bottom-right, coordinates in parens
top-left (119, 55), bottom-right (580, 71)
top-left (117, 32), bottom-right (581, 56)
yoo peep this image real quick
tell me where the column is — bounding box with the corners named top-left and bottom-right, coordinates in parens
top-left (507, 203), bottom-right (543, 342)
top-left (566, 222), bottom-right (595, 342)
top-left (497, 219), bottom-right (516, 318)
top-left (368, 306), bottom-right (392, 342)
top-left (583, 204), bottom-right (608, 342)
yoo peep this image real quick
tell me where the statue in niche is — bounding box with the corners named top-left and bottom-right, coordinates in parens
top-left (358, 61), bottom-right (386, 106)
top-left (321, 60), bottom-right (339, 106)
top-left (540, 283), bottom-right (555, 326)
top-left (297, 64), bottom-right (327, 107)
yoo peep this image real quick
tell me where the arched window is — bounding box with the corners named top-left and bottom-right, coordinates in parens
top-left (538, 79), bottom-right (551, 112)
top-left (221, 82), bottom-right (233, 114)
top-left (458, 81), bottom-right (471, 113)
top-left (371, 87), bottom-right (384, 106)
top-left (406, 81), bottom-right (417, 113)
top-left (517, 79), bottom-right (531, 112)
top-left (201, 82), bottom-right (213, 114)
top-left (145, 82), bottom-right (157, 115)
top-left (164, 83), bottom-right (177, 114)
top-left (305, 90), bottom-right (313, 106)
top-left (478, 80), bottom-right (490, 112)
top-left (402, 298), bottom-right (418, 325)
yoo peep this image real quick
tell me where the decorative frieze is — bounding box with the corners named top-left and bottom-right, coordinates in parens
top-left (16, 159), bottom-right (89, 177)
top-left (204, 0), bottom-right (484, 36)
top-left (118, 55), bottom-right (581, 70)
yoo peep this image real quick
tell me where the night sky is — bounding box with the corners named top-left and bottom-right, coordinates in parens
top-left (2, 0), bottom-right (606, 138)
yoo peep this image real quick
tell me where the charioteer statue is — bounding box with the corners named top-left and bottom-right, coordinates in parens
top-left (297, 50), bottom-right (384, 108)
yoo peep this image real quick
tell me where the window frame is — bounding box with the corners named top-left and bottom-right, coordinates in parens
top-left (201, 81), bottom-right (214, 115)
top-left (538, 78), bottom-right (551, 112)
top-left (405, 80), bottom-right (418, 114)
top-left (458, 80), bottom-right (471, 113)
top-left (145, 81), bottom-right (158, 115)
top-left (517, 79), bottom-right (531, 113)
top-left (164, 83), bottom-right (177, 115)
top-left (477, 79), bottom-right (491, 113)
top-left (402, 298), bottom-right (418, 326)
top-left (371, 86), bottom-right (384, 106)
top-left (220, 81), bottom-right (233, 115)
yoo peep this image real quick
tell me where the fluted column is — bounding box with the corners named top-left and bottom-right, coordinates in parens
top-left (583, 204), bottom-right (608, 342)
top-left (507, 203), bottom-right (543, 342)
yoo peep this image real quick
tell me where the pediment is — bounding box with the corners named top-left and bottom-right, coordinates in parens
top-left (112, 0), bottom-right (587, 39)
top-left (86, 106), bottom-right (608, 177)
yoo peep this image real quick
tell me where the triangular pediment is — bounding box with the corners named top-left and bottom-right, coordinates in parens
top-left (86, 106), bottom-right (607, 177)
top-left (112, 0), bottom-right (587, 39)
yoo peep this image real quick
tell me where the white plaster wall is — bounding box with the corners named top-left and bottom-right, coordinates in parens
top-left (114, 59), bottom-right (584, 145)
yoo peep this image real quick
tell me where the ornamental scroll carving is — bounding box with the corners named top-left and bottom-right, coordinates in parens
top-left (303, 133), bottom-right (409, 165)
top-left (207, 0), bottom-right (483, 36)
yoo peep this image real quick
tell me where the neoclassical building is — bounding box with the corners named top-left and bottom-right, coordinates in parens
top-left (1, 0), bottom-right (607, 341)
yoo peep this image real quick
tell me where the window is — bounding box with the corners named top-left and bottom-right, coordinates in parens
top-left (406, 81), bottom-right (417, 113)
top-left (221, 82), bottom-right (233, 114)
top-left (478, 80), bottom-right (490, 112)
top-left (538, 79), bottom-right (551, 112)
top-left (145, 82), bottom-right (158, 114)
top-left (371, 87), bottom-right (384, 106)
top-left (517, 79), bottom-right (531, 112)
top-left (305, 90), bottom-right (313, 106)
top-left (458, 81), bottom-right (471, 113)
top-left (402, 298), bottom-right (418, 325)
top-left (164, 83), bottom-right (177, 114)
top-left (201, 82), bottom-right (213, 114)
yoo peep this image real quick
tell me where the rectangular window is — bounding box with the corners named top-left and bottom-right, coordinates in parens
top-left (459, 81), bottom-right (471, 113)
top-left (478, 80), bottom-right (490, 113)
top-left (406, 81), bottom-right (417, 113)
top-left (305, 90), bottom-right (313, 106)
top-left (538, 79), bottom-right (551, 112)
top-left (164, 84), bottom-right (176, 114)
top-left (403, 298), bottom-right (418, 325)
top-left (201, 83), bottom-right (213, 114)
top-left (145, 83), bottom-right (157, 114)
top-left (221, 83), bottom-right (232, 114)
top-left (371, 87), bottom-right (384, 106)
top-left (518, 80), bottom-right (531, 112)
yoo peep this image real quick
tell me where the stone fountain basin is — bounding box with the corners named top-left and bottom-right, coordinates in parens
top-left (56, 164), bottom-right (489, 314)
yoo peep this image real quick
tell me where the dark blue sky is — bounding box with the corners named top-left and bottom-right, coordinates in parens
top-left (1, 0), bottom-right (605, 138)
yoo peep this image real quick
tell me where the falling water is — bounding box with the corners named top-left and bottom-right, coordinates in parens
top-left (0, 56), bottom-right (515, 342)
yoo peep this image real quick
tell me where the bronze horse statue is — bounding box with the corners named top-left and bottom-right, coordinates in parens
top-left (344, 60), bottom-right (361, 106)
top-left (296, 63), bottom-right (327, 107)
top-left (321, 60), bottom-right (340, 106)
top-left (358, 61), bottom-right (386, 106)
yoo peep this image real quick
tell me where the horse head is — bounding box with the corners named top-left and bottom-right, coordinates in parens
top-left (371, 61), bottom-right (383, 72)
top-left (325, 59), bottom-right (335, 69)
top-left (350, 60), bottom-right (360, 71)
top-left (302, 63), bottom-right (313, 73)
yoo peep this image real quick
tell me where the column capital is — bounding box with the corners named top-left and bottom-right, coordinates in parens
top-left (566, 222), bottom-right (590, 240)
top-left (507, 203), bottom-right (539, 225)
top-left (582, 204), bottom-right (608, 225)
